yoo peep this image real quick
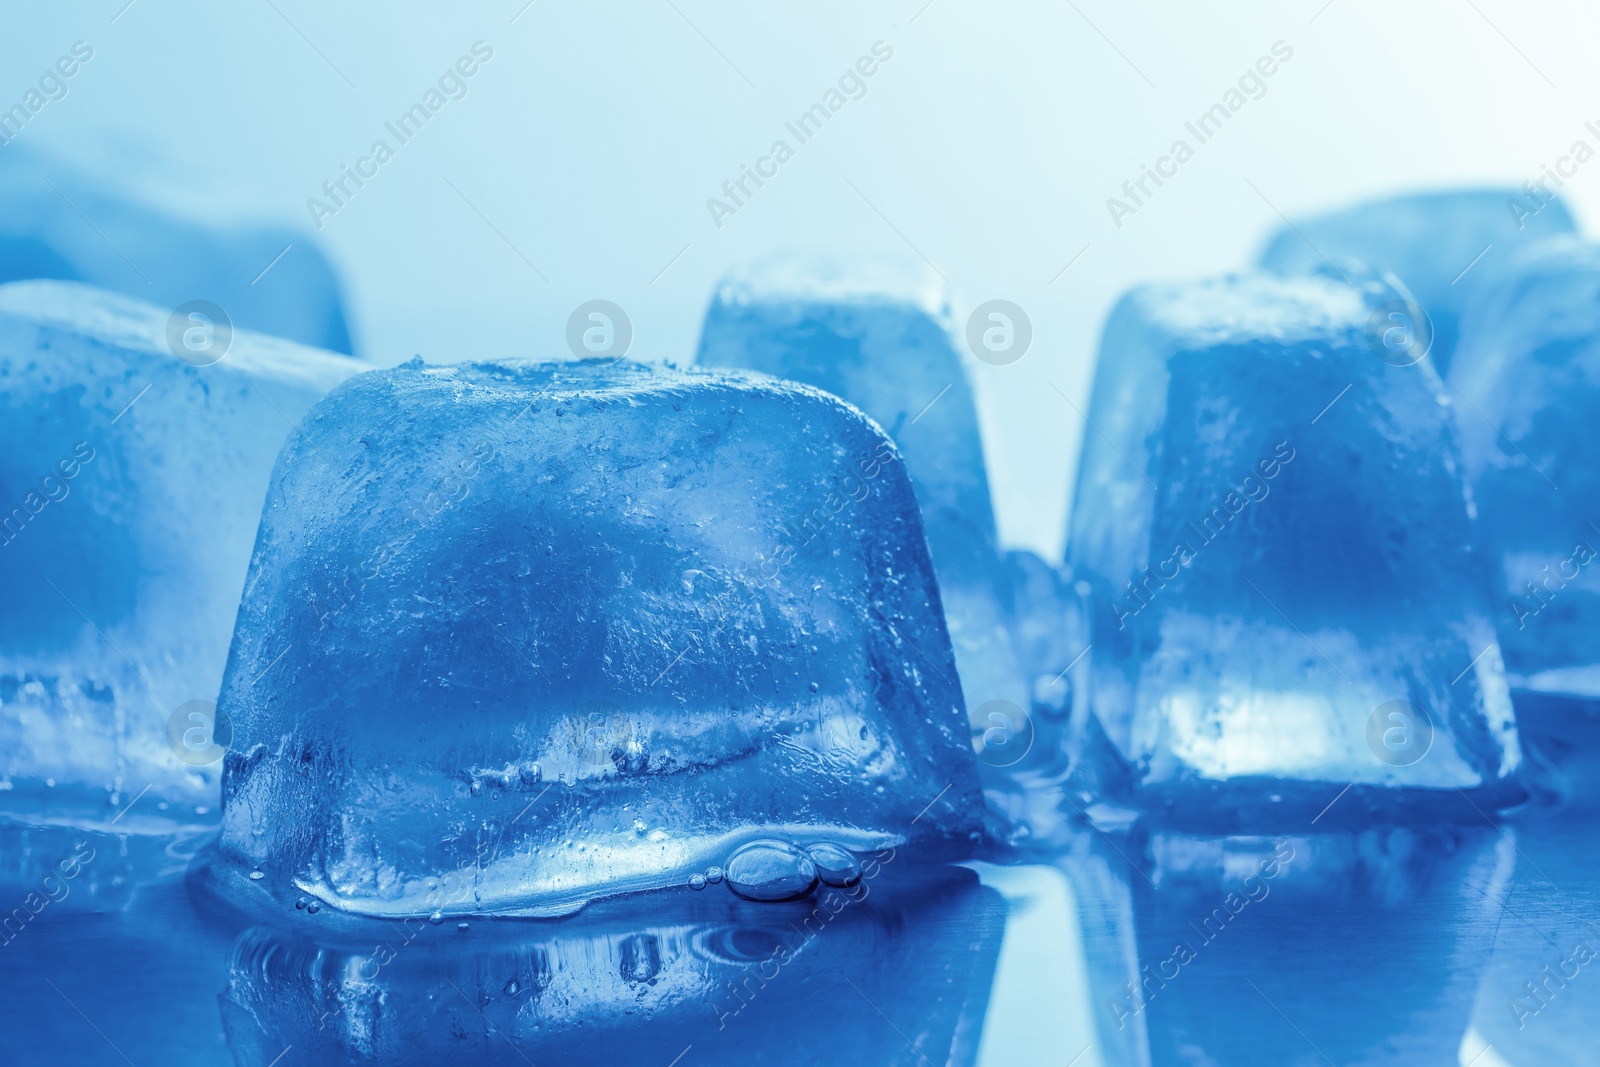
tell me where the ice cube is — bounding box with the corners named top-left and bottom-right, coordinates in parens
top-left (0, 280), bottom-right (364, 824)
top-left (1452, 237), bottom-right (1600, 705)
top-left (695, 254), bottom-right (1028, 741)
top-left (1258, 189), bottom-right (1576, 375)
top-left (0, 147), bottom-right (353, 352)
top-left (213, 358), bottom-right (984, 917)
top-left (1067, 271), bottom-right (1521, 820)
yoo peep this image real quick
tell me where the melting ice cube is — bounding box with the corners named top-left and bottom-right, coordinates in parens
top-left (214, 358), bottom-right (983, 916)
top-left (1452, 236), bottom-right (1600, 702)
top-left (1258, 189), bottom-right (1576, 375)
top-left (1067, 271), bottom-right (1521, 820)
top-left (695, 254), bottom-right (1027, 744)
top-left (0, 280), bottom-right (363, 824)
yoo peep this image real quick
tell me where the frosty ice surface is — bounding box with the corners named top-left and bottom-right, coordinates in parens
top-left (1258, 189), bottom-right (1575, 375)
top-left (1067, 271), bottom-right (1521, 820)
top-left (0, 280), bottom-right (363, 824)
top-left (214, 358), bottom-right (983, 916)
top-left (696, 254), bottom-right (1027, 735)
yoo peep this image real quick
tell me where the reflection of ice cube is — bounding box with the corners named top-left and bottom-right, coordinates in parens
top-left (1110, 829), bottom-right (1506, 1066)
top-left (0, 281), bottom-right (363, 825)
top-left (215, 359), bottom-right (984, 917)
top-left (696, 254), bottom-right (1026, 733)
top-left (1452, 238), bottom-right (1600, 701)
top-left (219, 863), bottom-right (1003, 1066)
top-left (1068, 272), bottom-right (1521, 818)
top-left (1258, 189), bottom-right (1576, 375)
top-left (0, 147), bottom-right (354, 353)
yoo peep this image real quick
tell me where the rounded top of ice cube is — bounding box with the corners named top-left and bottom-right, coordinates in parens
top-left (1116, 271), bottom-right (1373, 350)
top-left (712, 251), bottom-right (951, 322)
top-left (215, 356), bottom-right (984, 917)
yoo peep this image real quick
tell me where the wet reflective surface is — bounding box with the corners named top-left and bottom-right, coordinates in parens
top-left (5, 704), bottom-right (1598, 1067)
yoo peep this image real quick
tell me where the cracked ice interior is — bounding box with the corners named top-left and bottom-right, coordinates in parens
top-left (1067, 271), bottom-right (1522, 820)
top-left (695, 254), bottom-right (1027, 742)
top-left (214, 358), bottom-right (984, 917)
top-left (0, 280), bottom-right (363, 823)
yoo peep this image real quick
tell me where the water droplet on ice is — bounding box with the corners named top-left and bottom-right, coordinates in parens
top-left (294, 897), bottom-right (307, 909)
top-left (306, 902), bottom-right (320, 914)
top-left (429, 912), bottom-right (443, 925)
top-left (504, 979), bottom-right (522, 996)
top-left (726, 840), bottom-right (818, 902)
top-left (248, 869), bottom-right (265, 881)
top-left (689, 873), bottom-right (707, 890)
top-left (806, 842), bottom-right (862, 887)
top-left (457, 922), bottom-right (469, 931)
top-left (705, 865), bottom-right (725, 884)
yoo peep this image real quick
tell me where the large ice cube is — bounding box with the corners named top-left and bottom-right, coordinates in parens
top-left (695, 254), bottom-right (1027, 742)
top-left (214, 358), bottom-right (984, 917)
top-left (0, 147), bottom-right (354, 353)
top-left (1452, 238), bottom-right (1600, 703)
top-left (0, 280), bottom-right (363, 824)
top-left (1258, 189), bottom-right (1576, 375)
top-left (1067, 272), bottom-right (1521, 821)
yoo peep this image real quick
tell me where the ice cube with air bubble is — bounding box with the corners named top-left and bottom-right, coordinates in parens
top-left (213, 357), bottom-right (984, 917)
top-left (0, 280), bottom-right (363, 825)
top-left (1066, 270), bottom-right (1522, 823)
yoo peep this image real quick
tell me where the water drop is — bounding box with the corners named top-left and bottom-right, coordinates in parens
top-left (306, 902), bottom-right (320, 914)
top-left (725, 840), bottom-right (818, 902)
top-left (429, 912), bottom-right (443, 925)
top-left (806, 842), bottom-right (862, 887)
top-left (705, 865), bottom-right (725, 885)
top-left (248, 869), bottom-right (265, 881)
top-left (294, 897), bottom-right (307, 910)
top-left (504, 979), bottom-right (522, 996)
top-left (457, 922), bottom-right (470, 932)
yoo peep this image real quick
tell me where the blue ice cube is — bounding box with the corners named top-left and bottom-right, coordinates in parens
top-left (0, 147), bottom-right (354, 353)
top-left (214, 358), bottom-right (984, 917)
top-left (695, 254), bottom-right (1027, 737)
top-left (1258, 189), bottom-right (1576, 375)
top-left (0, 280), bottom-right (363, 824)
top-left (1067, 271), bottom-right (1521, 819)
top-left (1452, 237), bottom-right (1600, 703)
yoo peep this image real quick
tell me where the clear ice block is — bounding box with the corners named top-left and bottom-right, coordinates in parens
top-left (0, 280), bottom-right (364, 824)
top-left (1452, 237), bottom-right (1600, 701)
top-left (695, 254), bottom-right (1027, 740)
top-left (1067, 271), bottom-right (1521, 821)
top-left (1258, 189), bottom-right (1576, 375)
top-left (0, 146), bottom-right (354, 352)
top-left (214, 358), bottom-right (984, 917)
